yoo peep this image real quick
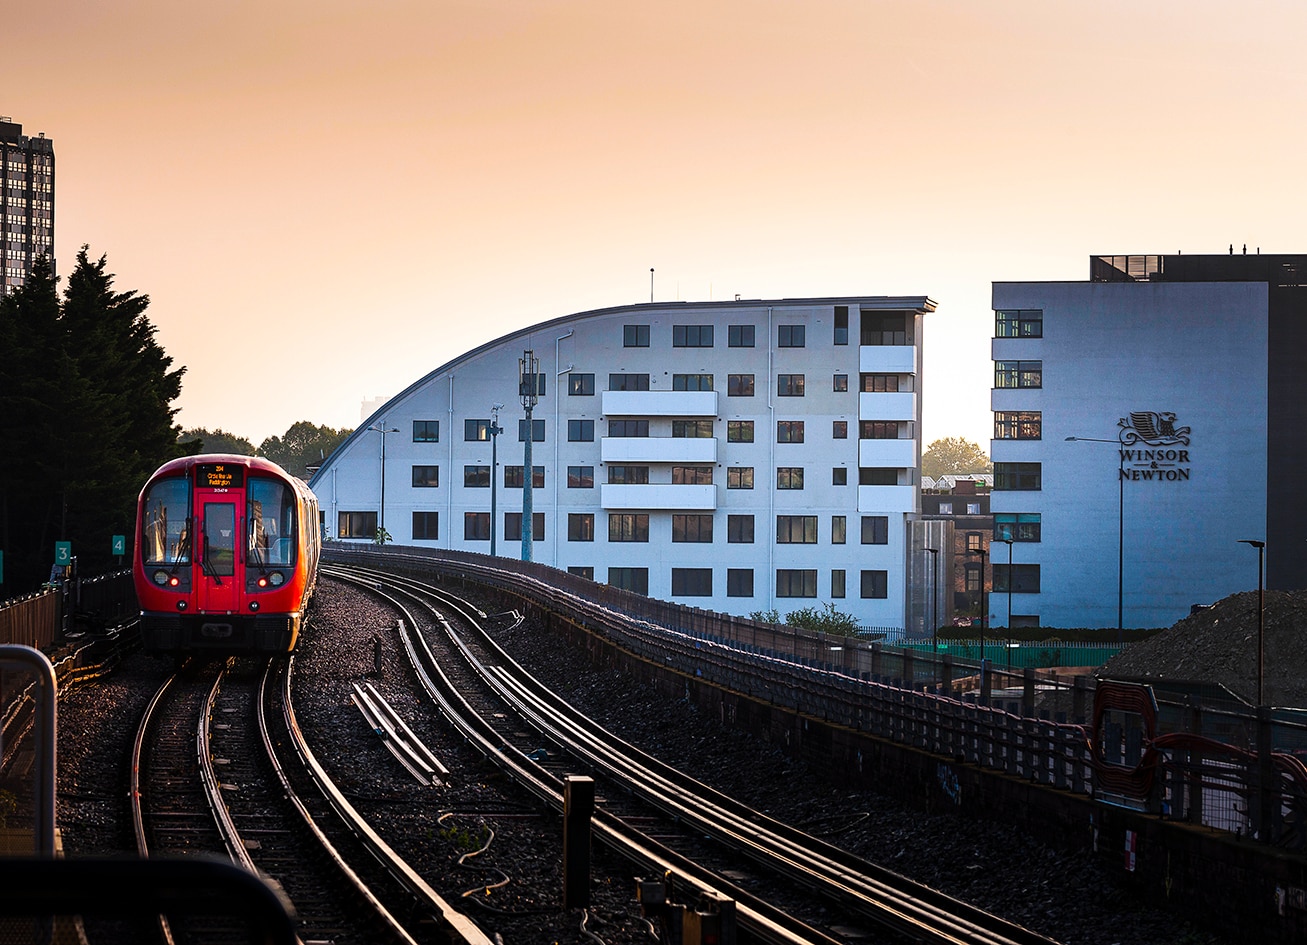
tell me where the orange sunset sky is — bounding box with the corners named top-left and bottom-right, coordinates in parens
top-left (6, 1), bottom-right (1304, 447)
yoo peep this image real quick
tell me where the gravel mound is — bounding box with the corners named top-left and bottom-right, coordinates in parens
top-left (1100, 590), bottom-right (1307, 708)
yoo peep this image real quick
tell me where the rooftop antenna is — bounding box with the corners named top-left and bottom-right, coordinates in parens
top-left (650, 268), bottom-right (654, 302)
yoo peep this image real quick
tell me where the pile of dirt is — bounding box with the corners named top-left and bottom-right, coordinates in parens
top-left (1099, 590), bottom-right (1307, 709)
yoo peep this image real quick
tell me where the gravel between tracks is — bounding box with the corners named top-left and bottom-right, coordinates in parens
top-left (52, 577), bottom-right (1238, 945)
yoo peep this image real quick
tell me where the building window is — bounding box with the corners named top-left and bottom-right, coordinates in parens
top-left (672, 568), bottom-right (713, 596)
top-left (832, 467), bottom-right (847, 486)
top-left (859, 468), bottom-right (899, 485)
top-left (608, 513), bottom-right (649, 542)
top-left (412, 511), bottom-right (438, 540)
top-left (569, 566), bottom-right (595, 580)
top-left (778, 324), bottom-right (805, 347)
top-left (672, 465), bottom-right (713, 484)
top-left (726, 467), bottom-right (754, 490)
top-left (504, 465), bottom-right (545, 489)
top-left (995, 309), bottom-right (1043, 338)
top-left (776, 569), bottom-right (817, 598)
top-left (994, 513), bottom-right (1041, 542)
top-left (607, 465), bottom-right (650, 484)
top-left (939, 502), bottom-right (954, 515)
top-left (673, 373), bottom-right (714, 391)
top-left (624, 324), bottom-right (650, 347)
top-left (832, 420), bottom-right (847, 439)
top-left (861, 310), bottom-right (911, 345)
top-left (995, 360), bottom-right (1042, 389)
top-left (860, 570), bottom-right (889, 599)
top-left (776, 515), bottom-right (818, 544)
top-left (727, 568), bottom-right (754, 597)
top-left (672, 514), bottom-right (713, 542)
top-left (860, 420), bottom-right (912, 439)
top-left (608, 419), bottom-right (649, 437)
top-left (834, 306), bottom-right (849, 345)
top-left (673, 419), bottom-right (714, 437)
top-left (965, 564), bottom-right (982, 593)
top-left (727, 420), bottom-right (754, 443)
top-left (994, 462), bottom-right (1042, 491)
top-left (609, 373), bottom-right (650, 391)
top-left (861, 515), bottom-right (888, 544)
top-left (967, 503), bottom-right (981, 515)
top-left (568, 373), bottom-right (596, 396)
top-left (517, 419), bottom-right (545, 442)
top-left (464, 465), bottom-right (491, 488)
top-left (966, 532), bottom-right (983, 552)
top-left (831, 569), bottom-right (846, 598)
top-left (465, 419), bottom-right (491, 441)
top-left (994, 564), bottom-right (1041, 593)
top-left (777, 374), bottom-right (805, 397)
top-left (412, 420), bottom-right (439, 442)
top-left (727, 515), bottom-right (755, 543)
top-left (673, 324), bottom-right (714, 347)
top-left (833, 373), bottom-right (848, 392)
top-left (994, 411), bottom-right (1042, 440)
top-left (777, 420), bottom-right (804, 443)
top-left (831, 515), bottom-right (846, 544)
top-left (338, 511), bottom-right (376, 539)
top-left (728, 324), bottom-right (755, 347)
top-left (727, 374), bottom-right (755, 397)
top-left (464, 512), bottom-right (491, 541)
top-left (504, 512), bottom-right (545, 541)
top-left (411, 465), bottom-right (439, 488)
top-left (861, 373), bottom-right (908, 392)
top-left (567, 465), bottom-right (594, 489)
top-left (777, 467), bottom-right (804, 489)
top-left (608, 567), bottom-right (649, 594)
top-left (568, 419), bottom-right (595, 442)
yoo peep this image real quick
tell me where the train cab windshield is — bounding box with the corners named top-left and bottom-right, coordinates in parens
top-left (141, 477), bottom-right (191, 565)
top-left (248, 478), bottom-right (298, 566)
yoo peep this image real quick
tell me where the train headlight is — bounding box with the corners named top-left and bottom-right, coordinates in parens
top-left (153, 570), bottom-right (170, 587)
top-left (176, 601), bottom-right (187, 611)
top-left (249, 601), bottom-right (261, 612)
top-left (268, 571), bottom-right (286, 587)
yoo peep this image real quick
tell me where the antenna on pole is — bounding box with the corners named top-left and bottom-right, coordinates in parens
top-left (650, 268), bottom-right (654, 302)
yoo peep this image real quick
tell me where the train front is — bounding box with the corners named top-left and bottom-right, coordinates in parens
top-left (134, 457), bottom-right (311, 654)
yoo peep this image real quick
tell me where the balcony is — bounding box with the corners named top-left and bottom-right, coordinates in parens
top-left (858, 438), bottom-right (917, 468)
top-left (601, 483), bottom-right (717, 510)
top-left (601, 437), bottom-right (717, 464)
top-left (859, 345), bottom-right (916, 375)
top-left (857, 484), bottom-right (916, 513)
top-left (858, 391), bottom-right (916, 421)
top-left (602, 390), bottom-right (718, 417)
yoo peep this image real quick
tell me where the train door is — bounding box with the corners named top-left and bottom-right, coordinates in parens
top-left (196, 493), bottom-right (242, 615)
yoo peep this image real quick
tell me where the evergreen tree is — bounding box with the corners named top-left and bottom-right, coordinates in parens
top-left (0, 250), bottom-right (186, 592)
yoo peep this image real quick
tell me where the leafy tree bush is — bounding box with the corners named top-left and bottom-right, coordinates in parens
top-left (921, 436), bottom-right (992, 478)
top-left (178, 428), bottom-right (255, 456)
top-left (749, 603), bottom-right (860, 636)
top-left (258, 421), bottom-right (353, 479)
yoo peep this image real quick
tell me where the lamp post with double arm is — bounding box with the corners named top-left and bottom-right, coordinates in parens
top-left (367, 422), bottom-right (399, 540)
top-left (1238, 539), bottom-right (1266, 706)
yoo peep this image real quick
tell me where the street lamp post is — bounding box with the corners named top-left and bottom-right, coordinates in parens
top-left (998, 537), bottom-right (1014, 667)
top-left (488, 405), bottom-right (504, 557)
top-left (969, 546), bottom-right (988, 670)
top-left (519, 350), bottom-right (539, 562)
top-left (1066, 435), bottom-right (1125, 641)
top-left (367, 422), bottom-right (399, 540)
top-left (1238, 539), bottom-right (1266, 705)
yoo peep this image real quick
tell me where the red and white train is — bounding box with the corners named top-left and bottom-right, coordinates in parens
top-left (133, 454), bottom-right (321, 655)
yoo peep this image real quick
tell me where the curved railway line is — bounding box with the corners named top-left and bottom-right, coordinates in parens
top-left (328, 562), bottom-right (1057, 945)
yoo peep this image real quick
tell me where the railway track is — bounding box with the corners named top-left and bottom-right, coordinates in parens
top-left (129, 655), bottom-right (493, 944)
top-left (329, 563), bottom-right (1060, 945)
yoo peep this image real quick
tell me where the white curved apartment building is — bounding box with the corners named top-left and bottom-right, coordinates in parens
top-left (309, 296), bottom-right (934, 630)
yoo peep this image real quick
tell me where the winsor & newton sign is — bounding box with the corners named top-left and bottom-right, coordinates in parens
top-left (1117, 411), bottom-right (1191, 482)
